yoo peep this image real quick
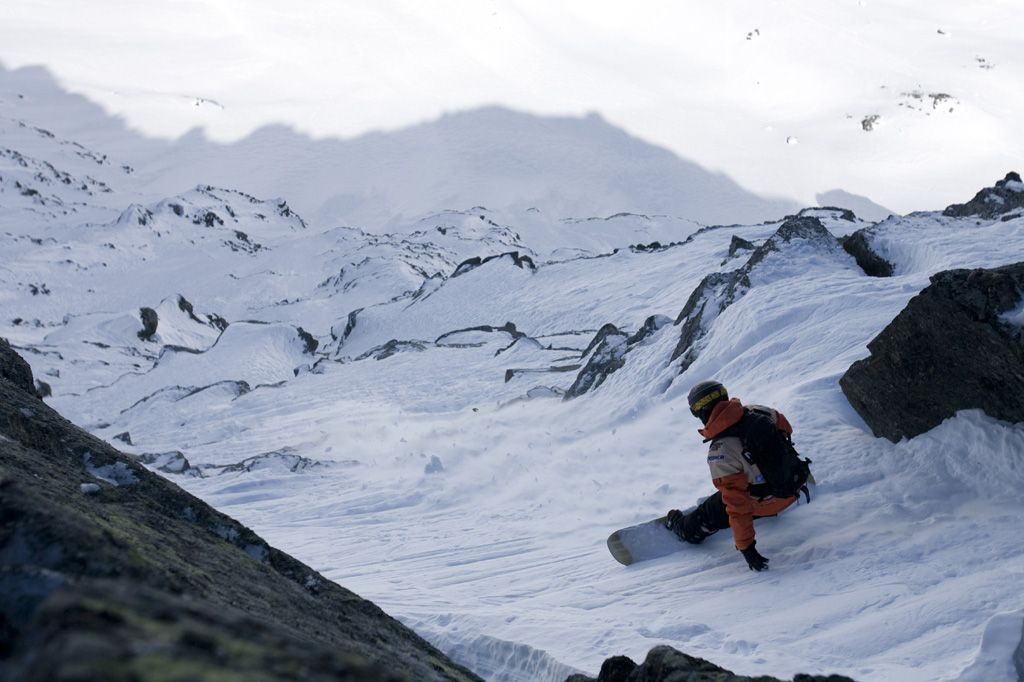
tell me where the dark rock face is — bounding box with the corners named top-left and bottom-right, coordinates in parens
top-left (357, 339), bottom-right (428, 361)
top-left (565, 645), bottom-right (857, 682)
top-left (0, 342), bottom-right (480, 681)
top-left (943, 172), bottom-right (1024, 219)
top-left (177, 294), bottom-right (229, 331)
top-left (0, 338), bottom-right (34, 393)
top-left (672, 270), bottom-right (748, 371)
top-left (842, 228), bottom-right (894, 277)
top-left (137, 450), bottom-right (196, 476)
top-left (564, 324), bottom-right (629, 399)
top-left (296, 326), bottom-right (320, 354)
top-left (564, 315), bottom-right (672, 399)
top-left (137, 306), bottom-right (159, 340)
top-left (436, 322), bottom-right (526, 349)
top-left (840, 263), bottom-right (1024, 442)
top-left (504, 365), bottom-right (580, 383)
top-left (452, 251), bottom-right (536, 278)
top-left (728, 235), bottom-right (756, 258)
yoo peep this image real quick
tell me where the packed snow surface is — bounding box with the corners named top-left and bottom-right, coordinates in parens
top-left (3, 85), bottom-right (1024, 682)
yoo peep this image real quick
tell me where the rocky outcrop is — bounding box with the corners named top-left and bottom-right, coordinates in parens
top-left (565, 645), bottom-right (856, 682)
top-left (943, 172), bottom-right (1024, 219)
top-left (296, 326), bottom-right (320, 354)
top-left (176, 294), bottom-right (229, 331)
top-left (564, 315), bottom-right (671, 399)
top-left (842, 228), bottom-right (893, 277)
top-left (504, 365), bottom-right (581, 383)
top-left (0, 341), bottom-right (480, 681)
top-left (452, 251), bottom-right (536, 278)
top-left (671, 270), bottom-right (748, 371)
top-left (136, 295), bottom-right (228, 346)
top-left (137, 306), bottom-right (159, 340)
top-left (840, 263), bottom-right (1024, 442)
top-left (137, 450), bottom-right (197, 476)
top-left (356, 339), bottom-right (428, 361)
top-left (0, 339), bottom-right (34, 393)
top-left (672, 216), bottom-right (840, 372)
top-left (727, 235), bottom-right (756, 258)
top-left (564, 324), bottom-right (630, 398)
top-left (436, 322), bottom-right (526, 349)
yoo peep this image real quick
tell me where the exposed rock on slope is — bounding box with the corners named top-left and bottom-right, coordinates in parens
top-left (565, 645), bottom-right (856, 682)
top-left (0, 338), bottom-right (34, 392)
top-left (564, 323), bottom-right (629, 398)
top-left (840, 263), bottom-right (1024, 442)
top-left (727, 234), bottom-right (756, 258)
top-left (564, 316), bottom-right (671, 399)
top-left (842, 227), bottom-right (894, 277)
top-left (943, 172), bottom-right (1024, 219)
top-left (0, 341), bottom-right (480, 681)
top-left (672, 216), bottom-right (841, 372)
top-left (452, 251), bottom-right (536, 278)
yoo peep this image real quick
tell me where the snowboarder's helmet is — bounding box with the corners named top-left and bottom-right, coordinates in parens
top-left (688, 380), bottom-right (728, 421)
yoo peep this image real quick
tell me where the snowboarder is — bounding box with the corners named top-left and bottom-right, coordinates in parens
top-left (666, 380), bottom-right (811, 571)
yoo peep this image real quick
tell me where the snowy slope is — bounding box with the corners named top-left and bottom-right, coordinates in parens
top-left (3, 98), bottom-right (1024, 681)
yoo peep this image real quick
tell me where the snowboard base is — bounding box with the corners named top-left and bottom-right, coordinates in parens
top-left (606, 512), bottom-right (690, 566)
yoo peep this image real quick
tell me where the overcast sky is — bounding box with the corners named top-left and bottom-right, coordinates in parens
top-left (2, 1), bottom-right (1021, 213)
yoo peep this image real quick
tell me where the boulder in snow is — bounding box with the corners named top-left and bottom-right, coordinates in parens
top-left (137, 450), bottom-right (197, 476)
top-left (843, 227), bottom-right (894, 277)
top-left (137, 306), bottom-right (159, 340)
top-left (840, 262), bottom-right (1024, 442)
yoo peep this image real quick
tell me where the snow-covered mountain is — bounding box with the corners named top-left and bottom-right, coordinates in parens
top-left (0, 63), bottom-right (803, 230)
top-left (3, 2), bottom-right (1021, 217)
top-left (3, 76), bottom-right (1024, 682)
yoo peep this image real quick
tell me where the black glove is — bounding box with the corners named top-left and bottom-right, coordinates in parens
top-left (740, 541), bottom-right (770, 571)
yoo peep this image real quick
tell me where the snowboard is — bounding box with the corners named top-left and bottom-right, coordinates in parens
top-left (606, 510), bottom-right (693, 566)
top-left (607, 478), bottom-right (816, 566)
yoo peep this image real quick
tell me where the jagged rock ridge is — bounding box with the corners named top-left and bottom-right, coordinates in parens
top-left (672, 215), bottom-right (841, 372)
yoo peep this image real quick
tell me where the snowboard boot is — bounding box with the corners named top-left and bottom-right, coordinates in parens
top-left (667, 507), bottom-right (716, 544)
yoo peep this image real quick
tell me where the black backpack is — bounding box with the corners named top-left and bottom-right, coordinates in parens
top-left (716, 406), bottom-right (812, 500)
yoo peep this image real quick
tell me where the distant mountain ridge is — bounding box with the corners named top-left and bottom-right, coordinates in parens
top-left (0, 63), bottom-right (800, 230)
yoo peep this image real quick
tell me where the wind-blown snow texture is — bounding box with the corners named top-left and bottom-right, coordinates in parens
top-left (3, 84), bottom-right (1024, 682)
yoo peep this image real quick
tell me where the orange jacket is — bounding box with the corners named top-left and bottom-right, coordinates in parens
top-left (699, 398), bottom-right (796, 550)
